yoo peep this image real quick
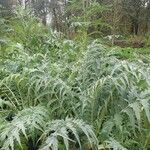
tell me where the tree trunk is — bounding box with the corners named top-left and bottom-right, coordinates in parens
top-left (131, 18), bottom-right (139, 35)
top-left (134, 20), bottom-right (139, 35)
top-left (53, 8), bottom-right (59, 31)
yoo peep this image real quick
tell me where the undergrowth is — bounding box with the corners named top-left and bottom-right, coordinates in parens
top-left (0, 9), bottom-right (150, 150)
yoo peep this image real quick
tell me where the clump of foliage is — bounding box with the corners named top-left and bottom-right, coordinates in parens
top-left (0, 9), bottom-right (150, 150)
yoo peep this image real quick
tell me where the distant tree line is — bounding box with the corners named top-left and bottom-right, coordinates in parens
top-left (0, 0), bottom-right (150, 37)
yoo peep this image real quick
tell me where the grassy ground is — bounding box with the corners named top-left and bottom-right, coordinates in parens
top-left (108, 46), bottom-right (150, 62)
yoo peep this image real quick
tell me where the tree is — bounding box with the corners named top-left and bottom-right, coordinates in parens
top-left (0, 0), bottom-right (17, 17)
top-left (111, 0), bottom-right (122, 45)
top-left (122, 0), bottom-right (149, 35)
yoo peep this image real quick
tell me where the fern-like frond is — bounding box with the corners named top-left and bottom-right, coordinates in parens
top-left (0, 106), bottom-right (48, 150)
top-left (40, 118), bottom-right (98, 150)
